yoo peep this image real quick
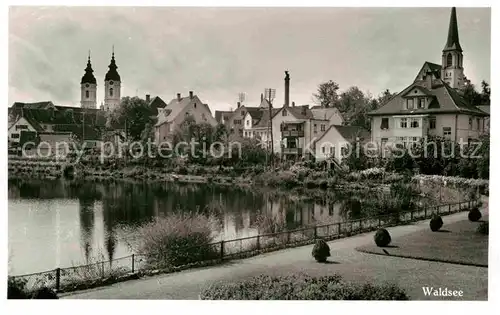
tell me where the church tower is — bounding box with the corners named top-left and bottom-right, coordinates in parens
top-left (104, 47), bottom-right (121, 111)
top-left (441, 7), bottom-right (466, 89)
top-left (80, 52), bottom-right (97, 109)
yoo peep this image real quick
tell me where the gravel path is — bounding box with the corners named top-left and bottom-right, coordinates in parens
top-left (63, 204), bottom-right (488, 300)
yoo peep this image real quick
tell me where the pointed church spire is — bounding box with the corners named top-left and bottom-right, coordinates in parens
top-left (105, 45), bottom-right (121, 81)
top-left (81, 51), bottom-right (96, 84)
top-left (443, 7), bottom-right (462, 52)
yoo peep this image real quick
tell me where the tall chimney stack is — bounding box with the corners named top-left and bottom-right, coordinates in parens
top-left (189, 91), bottom-right (194, 99)
top-left (237, 101), bottom-right (241, 108)
top-left (284, 71), bottom-right (290, 107)
top-left (177, 93), bottom-right (181, 101)
top-left (261, 93), bottom-right (264, 102)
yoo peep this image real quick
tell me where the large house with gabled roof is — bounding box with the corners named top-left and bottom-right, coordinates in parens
top-left (368, 7), bottom-right (489, 149)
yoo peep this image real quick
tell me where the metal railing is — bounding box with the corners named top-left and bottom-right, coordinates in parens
top-left (10, 199), bottom-right (480, 293)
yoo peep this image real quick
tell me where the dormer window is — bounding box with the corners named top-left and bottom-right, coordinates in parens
top-left (406, 99), bottom-right (414, 110)
top-left (418, 98), bottom-right (425, 109)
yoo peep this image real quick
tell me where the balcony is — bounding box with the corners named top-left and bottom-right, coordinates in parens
top-left (282, 147), bottom-right (303, 155)
top-left (282, 130), bottom-right (305, 137)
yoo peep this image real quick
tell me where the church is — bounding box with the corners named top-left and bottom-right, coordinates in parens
top-left (368, 7), bottom-right (489, 149)
top-left (80, 48), bottom-right (122, 112)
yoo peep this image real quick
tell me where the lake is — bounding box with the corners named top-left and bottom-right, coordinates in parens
top-left (8, 178), bottom-right (359, 275)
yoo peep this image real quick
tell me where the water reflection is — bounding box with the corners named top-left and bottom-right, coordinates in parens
top-left (8, 178), bottom-right (353, 275)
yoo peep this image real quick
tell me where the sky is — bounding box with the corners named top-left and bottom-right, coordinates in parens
top-left (8, 6), bottom-right (491, 113)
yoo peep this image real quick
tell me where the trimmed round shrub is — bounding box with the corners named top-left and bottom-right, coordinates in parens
top-left (477, 221), bottom-right (489, 235)
top-left (429, 214), bottom-right (443, 232)
top-left (200, 274), bottom-right (409, 300)
top-left (374, 228), bottom-right (391, 247)
top-left (468, 207), bottom-right (482, 222)
top-left (312, 239), bottom-right (331, 263)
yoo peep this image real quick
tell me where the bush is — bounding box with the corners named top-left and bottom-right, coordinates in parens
top-left (429, 214), bottom-right (443, 232)
top-left (477, 221), bottom-right (489, 235)
top-left (126, 211), bottom-right (220, 269)
top-left (7, 277), bottom-right (58, 299)
top-left (31, 287), bottom-right (59, 299)
top-left (311, 239), bottom-right (331, 263)
top-left (374, 229), bottom-right (391, 247)
top-left (468, 208), bottom-right (482, 222)
top-left (200, 274), bottom-right (408, 300)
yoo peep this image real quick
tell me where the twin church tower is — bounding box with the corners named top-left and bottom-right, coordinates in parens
top-left (80, 48), bottom-right (121, 111)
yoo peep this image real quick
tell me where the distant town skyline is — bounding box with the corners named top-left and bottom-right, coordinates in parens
top-left (9, 6), bottom-right (491, 112)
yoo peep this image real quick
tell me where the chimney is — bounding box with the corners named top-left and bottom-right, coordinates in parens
top-left (189, 91), bottom-right (194, 99)
top-left (237, 101), bottom-right (241, 108)
top-left (145, 94), bottom-right (151, 103)
top-left (261, 93), bottom-right (264, 102)
top-left (284, 71), bottom-right (290, 107)
top-left (292, 101), bottom-right (295, 107)
top-left (177, 93), bottom-right (181, 101)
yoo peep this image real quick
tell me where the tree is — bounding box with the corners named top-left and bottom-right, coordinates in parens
top-left (108, 96), bottom-right (154, 141)
top-left (312, 80), bottom-right (340, 108)
top-left (462, 83), bottom-right (482, 106)
top-left (337, 86), bottom-right (373, 129)
top-left (480, 80), bottom-right (490, 105)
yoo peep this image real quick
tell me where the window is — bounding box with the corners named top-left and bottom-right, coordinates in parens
top-left (380, 118), bottom-right (389, 130)
top-left (400, 118), bottom-right (408, 128)
top-left (234, 119), bottom-right (242, 125)
top-left (282, 109), bottom-right (287, 116)
top-left (443, 127), bottom-right (452, 138)
top-left (109, 88), bottom-right (113, 97)
top-left (446, 53), bottom-right (453, 67)
top-left (86, 90), bottom-right (89, 98)
top-left (406, 99), bottom-right (414, 110)
top-left (381, 138), bottom-right (388, 149)
top-left (429, 116), bottom-right (436, 129)
top-left (194, 103), bottom-right (197, 108)
top-left (418, 98), bottom-right (425, 109)
top-left (11, 133), bottom-right (20, 139)
top-left (313, 124), bottom-right (317, 133)
top-left (396, 136), bottom-right (408, 148)
top-left (476, 118), bottom-right (480, 131)
top-left (330, 147), bottom-right (334, 156)
top-left (246, 120), bottom-right (250, 126)
top-left (15, 125), bottom-right (28, 131)
top-left (322, 146), bottom-right (326, 154)
top-left (241, 111), bottom-right (245, 117)
top-left (320, 124), bottom-right (325, 132)
top-left (341, 147), bottom-right (348, 156)
top-left (410, 118), bottom-right (419, 128)
top-left (469, 117), bottom-right (473, 129)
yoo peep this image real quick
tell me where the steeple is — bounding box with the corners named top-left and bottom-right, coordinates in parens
top-left (81, 51), bottom-right (97, 84)
top-left (105, 46), bottom-right (121, 81)
top-left (443, 7), bottom-right (462, 52)
top-left (441, 7), bottom-right (465, 90)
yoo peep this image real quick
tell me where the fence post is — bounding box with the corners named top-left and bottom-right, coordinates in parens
top-left (436, 206), bottom-right (439, 215)
top-left (220, 241), bottom-right (224, 260)
top-left (256, 235), bottom-right (261, 251)
top-left (314, 226), bottom-right (318, 239)
top-left (459, 202), bottom-right (461, 211)
top-left (338, 223), bottom-right (341, 237)
top-left (449, 204), bottom-right (451, 214)
top-left (131, 254), bottom-right (135, 273)
top-left (101, 261), bottom-right (105, 277)
top-left (410, 210), bottom-right (413, 221)
top-left (55, 268), bottom-right (61, 291)
top-left (359, 219), bottom-right (363, 231)
top-left (468, 200), bottom-right (471, 209)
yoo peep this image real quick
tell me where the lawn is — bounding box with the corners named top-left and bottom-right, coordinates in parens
top-left (356, 215), bottom-right (488, 267)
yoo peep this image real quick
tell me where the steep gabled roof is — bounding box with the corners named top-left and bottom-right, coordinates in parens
top-left (214, 110), bottom-right (233, 124)
top-left (413, 61), bottom-right (442, 82)
top-left (253, 108), bottom-right (280, 128)
top-left (315, 125), bottom-right (370, 144)
top-left (11, 101), bottom-right (55, 110)
top-left (368, 79), bottom-right (488, 116)
top-left (148, 96), bottom-right (168, 116)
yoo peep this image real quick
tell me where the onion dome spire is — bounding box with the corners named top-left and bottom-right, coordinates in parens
top-left (105, 45), bottom-right (121, 81)
top-left (81, 51), bottom-right (97, 84)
